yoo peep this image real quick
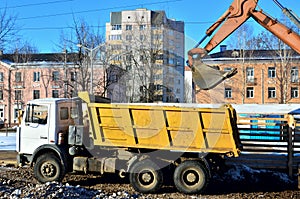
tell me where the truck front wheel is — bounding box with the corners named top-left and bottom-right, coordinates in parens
top-left (34, 154), bottom-right (65, 183)
top-left (129, 159), bottom-right (163, 193)
top-left (173, 161), bottom-right (209, 194)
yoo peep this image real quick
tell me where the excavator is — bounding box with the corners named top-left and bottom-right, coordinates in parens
top-left (189, 0), bottom-right (300, 90)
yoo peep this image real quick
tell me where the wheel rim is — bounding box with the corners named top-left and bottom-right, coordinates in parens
top-left (137, 169), bottom-right (155, 187)
top-left (182, 169), bottom-right (202, 187)
top-left (41, 162), bottom-right (57, 178)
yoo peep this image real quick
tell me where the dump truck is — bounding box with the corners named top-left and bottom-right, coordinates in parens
top-left (16, 91), bottom-right (241, 194)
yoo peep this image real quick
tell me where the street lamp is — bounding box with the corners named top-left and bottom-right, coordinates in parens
top-left (77, 43), bottom-right (106, 93)
top-left (8, 64), bottom-right (16, 127)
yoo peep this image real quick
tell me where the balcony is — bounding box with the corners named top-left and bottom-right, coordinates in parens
top-left (291, 78), bottom-right (299, 84)
top-left (246, 77), bottom-right (257, 85)
top-left (13, 81), bottom-right (25, 89)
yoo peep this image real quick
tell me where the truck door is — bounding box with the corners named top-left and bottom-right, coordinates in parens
top-left (19, 104), bottom-right (50, 154)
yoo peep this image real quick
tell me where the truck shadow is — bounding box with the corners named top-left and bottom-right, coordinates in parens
top-left (205, 170), bottom-right (298, 195)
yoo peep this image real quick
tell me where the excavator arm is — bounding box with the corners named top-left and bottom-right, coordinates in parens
top-left (189, 0), bottom-right (300, 90)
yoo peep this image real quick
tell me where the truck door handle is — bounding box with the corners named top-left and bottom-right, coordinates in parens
top-left (40, 136), bottom-right (48, 139)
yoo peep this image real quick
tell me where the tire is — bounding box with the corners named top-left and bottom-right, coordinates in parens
top-left (173, 161), bottom-right (209, 194)
top-left (129, 159), bottom-right (163, 193)
top-left (34, 154), bottom-right (65, 183)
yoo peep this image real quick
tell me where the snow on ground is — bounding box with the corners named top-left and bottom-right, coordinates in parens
top-left (0, 132), bottom-right (16, 151)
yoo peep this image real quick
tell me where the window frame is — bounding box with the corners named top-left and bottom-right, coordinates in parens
top-left (291, 87), bottom-right (299, 98)
top-left (246, 87), bottom-right (254, 98)
top-left (268, 87), bottom-right (276, 98)
top-left (52, 71), bottom-right (60, 81)
top-left (224, 88), bottom-right (232, 98)
top-left (268, 67), bottom-right (276, 78)
top-left (33, 90), bottom-right (40, 99)
top-left (33, 71), bottom-right (41, 82)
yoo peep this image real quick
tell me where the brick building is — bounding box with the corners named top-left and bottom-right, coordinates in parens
top-left (195, 47), bottom-right (300, 104)
top-left (0, 53), bottom-right (105, 126)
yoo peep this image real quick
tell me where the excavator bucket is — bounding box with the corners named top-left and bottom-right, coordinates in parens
top-left (191, 59), bottom-right (237, 90)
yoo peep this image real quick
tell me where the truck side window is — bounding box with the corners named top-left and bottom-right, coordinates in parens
top-left (25, 104), bottom-right (48, 125)
top-left (60, 107), bottom-right (69, 120)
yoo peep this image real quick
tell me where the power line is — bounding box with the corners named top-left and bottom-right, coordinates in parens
top-left (17, 0), bottom-right (183, 21)
top-left (0, 0), bottom-right (74, 10)
top-left (17, 20), bottom-right (257, 32)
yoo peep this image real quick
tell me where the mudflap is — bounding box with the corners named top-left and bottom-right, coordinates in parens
top-left (191, 59), bottom-right (237, 90)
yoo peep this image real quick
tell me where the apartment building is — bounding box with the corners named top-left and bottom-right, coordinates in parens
top-left (195, 46), bottom-right (300, 104)
top-left (106, 8), bottom-right (185, 102)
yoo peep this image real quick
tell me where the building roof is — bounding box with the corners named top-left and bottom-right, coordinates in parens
top-left (207, 49), bottom-right (300, 59)
top-left (0, 53), bottom-right (79, 63)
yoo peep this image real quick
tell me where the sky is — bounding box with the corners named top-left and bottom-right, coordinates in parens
top-left (2, 0), bottom-right (300, 55)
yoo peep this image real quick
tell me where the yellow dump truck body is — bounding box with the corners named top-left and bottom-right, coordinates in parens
top-left (79, 92), bottom-right (241, 157)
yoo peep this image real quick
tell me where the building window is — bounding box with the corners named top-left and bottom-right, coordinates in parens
top-left (268, 67), bottom-right (276, 78)
top-left (291, 87), bottom-right (299, 98)
top-left (15, 72), bottom-right (22, 82)
top-left (52, 90), bottom-right (59, 98)
top-left (70, 72), bottom-right (76, 82)
top-left (0, 108), bottom-right (4, 119)
top-left (126, 25), bottom-right (132, 30)
top-left (112, 24), bottom-right (121, 30)
top-left (291, 67), bottom-right (299, 83)
top-left (33, 72), bottom-right (40, 82)
top-left (224, 88), bottom-right (232, 98)
top-left (126, 35), bottom-right (132, 41)
top-left (33, 90), bottom-right (40, 99)
top-left (109, 34), bottom-right (122, 40)
top-left (71, 90), bottom-right (76, 97)
top-left (0, 90), bottom-right (3, 100)
top-left (139, 24), bottom-right (146, 30)
top-left (126, 55), bottom-right (132, 62)
top-left (0, 72), bottom-right (3, 82)
top-left (268, 87), bottom-right (276, 98)
top-left (246, 67), bottom-right (254, 82)
top-left (246, 87), bottom-right (254, 98)
top-left (140, 55), bottom-right (145, 62)
top-left (15, 90), bottom-right (22, 100)
top-left (140, 34), bottom-right (145, 41)
top-left (52, 71), bottom-right (59, 81)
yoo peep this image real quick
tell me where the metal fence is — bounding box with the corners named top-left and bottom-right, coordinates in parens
top-left (227, 114), bottom-right (300, 178)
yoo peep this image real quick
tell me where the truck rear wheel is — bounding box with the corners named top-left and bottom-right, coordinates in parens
top-left (129, 159), bottom-right (163, 193)
top-left (34, 154), bottom-right (64, 183)
top-left (173, 160), bottom-right (209, 194)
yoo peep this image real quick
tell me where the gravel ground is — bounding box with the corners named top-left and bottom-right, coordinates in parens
top-left (1, 163), bottom-right (300, 199)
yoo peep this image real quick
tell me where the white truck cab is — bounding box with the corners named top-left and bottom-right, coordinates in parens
top-left (16, 98), bottom-right (78, 163)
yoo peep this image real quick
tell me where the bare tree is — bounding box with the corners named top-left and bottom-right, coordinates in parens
top-left (0, 7), bottom-right (18, 51)
top-left (57, 18), bottom-right (106, 95)
top-left (228, 24), bottom-right (255, 104)
top-left (257, 31), bottom-right (293, 103)
top-left (9, 40), bottom-right (38, 63)
top-left (119, 11), bottom-right (181, 103)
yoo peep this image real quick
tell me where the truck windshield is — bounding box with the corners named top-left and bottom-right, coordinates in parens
top-left (25, 104), bottom-right (48, 125)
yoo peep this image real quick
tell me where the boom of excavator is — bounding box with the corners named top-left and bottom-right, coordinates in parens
top-left (190, 0), bottom-right (300, 90)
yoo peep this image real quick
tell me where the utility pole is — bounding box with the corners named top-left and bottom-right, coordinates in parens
top-left (63, 49), bottom-right (68, 98)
